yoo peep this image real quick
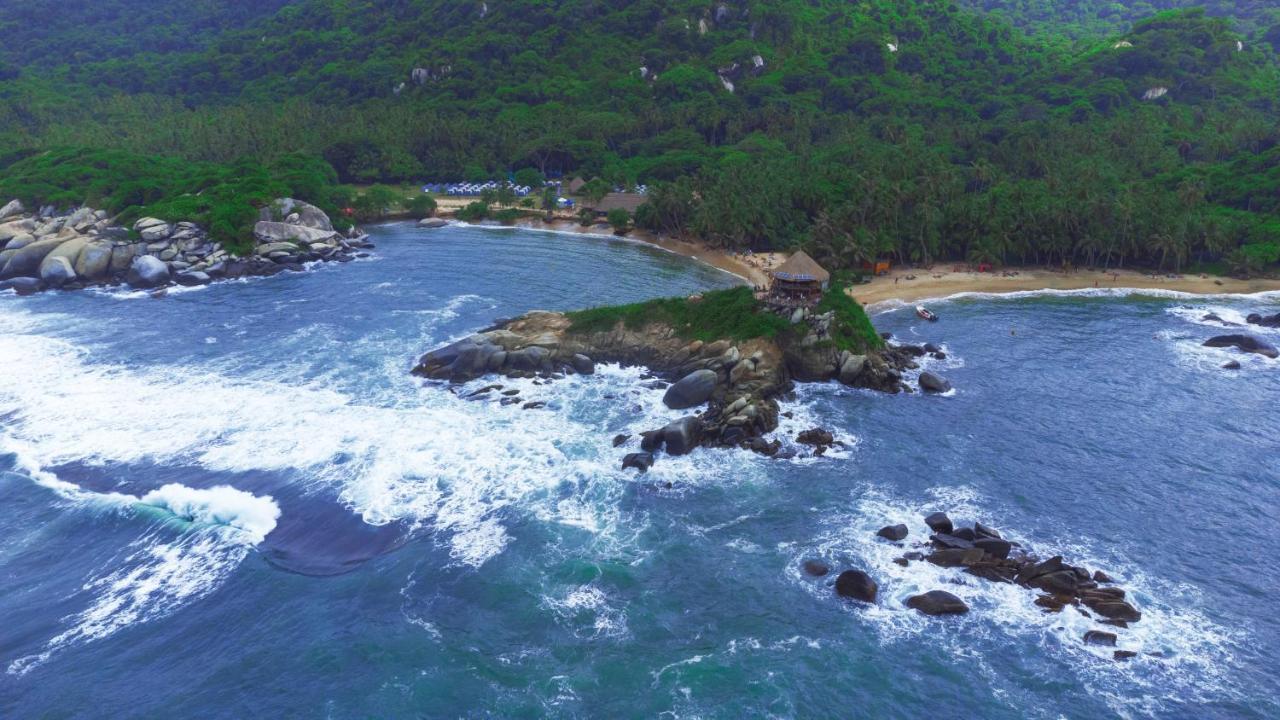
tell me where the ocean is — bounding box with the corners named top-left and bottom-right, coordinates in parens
top-left (1, 222), bottom-right (1277, 718)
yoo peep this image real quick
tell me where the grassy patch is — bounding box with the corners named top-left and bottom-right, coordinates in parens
top-left (566, 286), bottom-right (790, 342)
top-left (816, 287), bottom-right (885, 353)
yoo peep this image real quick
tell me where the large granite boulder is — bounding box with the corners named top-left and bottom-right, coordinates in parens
top-left (262, 198), bottom-right (334, 231)
top-left (661, 416), bottom-right (703, 456)
top-left (126, 255), bottom-right (170, 289)
top-left (1203, 334), bottom-right (1278, 359)
top-left (0, 199), bottom-right (24, 220)
top-left (1, 237), bottom-right (68, 279)
top-left (254, 222), bottom-right (339, 246)
top-left (919, 371), bottom-right (953, 393)
top-left (835, 569), bottom-right (878, 603)
top-left (0, 219), bottom-right (34, 244)
top-left (39, 256), bottom-right (75, 288)
top-left (109, 243), bottom-right (140, 274)
top-left (663, 369), bottom-right (718, 409)
top-left (134, 217), bottom-right (173, 242)
top-left (418, 218), bottom-right (448, 229)
top-left (838, 354), bottom-right (867, 384)
top-left (74, 242), bottom-right (114, 280)
top-left (0, 277), bottom-right (42, 295)
top-left (907, 590), bottom-right (969, 615)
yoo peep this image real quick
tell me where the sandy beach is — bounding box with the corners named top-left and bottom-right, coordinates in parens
top-left (848, 266), bottom-right (1280, 306)
top-left (436, 206), bottom-right (1280, 305)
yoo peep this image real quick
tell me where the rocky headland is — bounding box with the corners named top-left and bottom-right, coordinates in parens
top-left (0, 198), bottom-right (371, 295)
top-left (414, 287), bottom-right (949, 468)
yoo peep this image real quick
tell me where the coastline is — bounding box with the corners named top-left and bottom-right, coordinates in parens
top-left (428, 210), bottom-right (1280, 305)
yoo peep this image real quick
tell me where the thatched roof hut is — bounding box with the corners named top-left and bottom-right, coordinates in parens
top-left (591, 192), bottom-right (647, 214)
top-left (566, 177), bottom-right (587, 194)
top-left (773, 251), bottom-right (830, 286)
top-left (769, 251), bottom-right (830, 305)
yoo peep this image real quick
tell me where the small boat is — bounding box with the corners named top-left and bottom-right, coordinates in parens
top-left (916, 305), bottom-right (939, 322)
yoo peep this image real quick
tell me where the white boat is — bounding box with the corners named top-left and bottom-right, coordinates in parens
top-left (916, 305), bottom-right (938, 322)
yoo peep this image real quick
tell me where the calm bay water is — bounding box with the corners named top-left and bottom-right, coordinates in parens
top-left (1, 223), bottom-right (1277, 718)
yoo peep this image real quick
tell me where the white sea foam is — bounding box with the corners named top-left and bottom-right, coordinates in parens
top-left (793, 485), bottom-right (1247, 716)
top-left (137, 484), bottom-right (280, 542)
top-left (542, 584), bottom-right (629, 639)
top-left (7, 529), bottom-right (248, 676)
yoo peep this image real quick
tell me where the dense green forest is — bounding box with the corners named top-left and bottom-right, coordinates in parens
top-left (957, 1), bottom-right (1280, 41)
top-left (1, 0), bottom-right (1278, 274)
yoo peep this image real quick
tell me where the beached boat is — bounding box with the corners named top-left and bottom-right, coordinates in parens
top-left (916, 305), bottom-right (939, 322)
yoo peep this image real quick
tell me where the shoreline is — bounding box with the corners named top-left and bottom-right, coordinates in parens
top-left (425, 211), bottom-right (1280, 305)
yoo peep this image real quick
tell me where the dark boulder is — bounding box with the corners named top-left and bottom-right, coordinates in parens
top-left (1113, 650), bottom-right (1138, 661)
top-left (1088, 600), bottom-right (1142, 622)
top-left (974, 522), bottom-right (1001, 539)
top-left (1222, 360), bottom-right (1241, 370)
top-left (0, 277), bottom-right (42, 295)
top-left (661, 416), bottom-right (703, 456)
top-left (951, 527), bottom-right (976, 542)
top-left (1092, 570), bottom-right (1114, 583)
top-left (876, 524), bottom-right (909, 541)
top-left (931, 533), bottom-right (975, 550)
top-left (919, 371), bottom-right (952, 393)
top-left (640, 430), bottom-right (665, 452)
top-left (612, 434), bottom-right (630, 447)
top-left (1203, 334), bottom-right (1279, 359)
top-left (1084, 630), bottom-right (1117, 647)
top-left (621, 452), bottom-right (654, 473)
top-left (1016, 556), bottom-right (1066, 585)
top-left (1030, 570), bottom-right (1079, 595)
top-left (974, 537), bottom-right (1012, 559)
top-left (924, 512), bottom-right (953, 534)
top-left (662, 369), bottom-right (719, 409)
top-left (796, 428), bottom-right (835, 447)
top-left (802, 560), bottom-right (830, 577)
top-left (571, 354), bottom-right (595, 375)
top-left (1247, 311), bottom-right (1280, 328)
top-left (906, 590), bottom-right (969, 616)
top-left (834, 569), bottom-right (878, 603)
top-left (507, 345), bottom-right (552, 372)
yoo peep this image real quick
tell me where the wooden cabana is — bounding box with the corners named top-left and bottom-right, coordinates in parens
top-left (769, 251), bottom-right (830, 305)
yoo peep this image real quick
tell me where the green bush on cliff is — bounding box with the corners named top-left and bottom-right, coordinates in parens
top-left (0, 147), bottom-right (345, 254)
top-left (567, 286), bottom-right (790, 342)
top-left (816, 288), bottom-right (886, 353)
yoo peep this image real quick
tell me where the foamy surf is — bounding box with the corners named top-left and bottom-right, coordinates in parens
top-left (791, 485), bottom-right (1248, 716)
top-left (869, 287), bottom-right (1280, 315)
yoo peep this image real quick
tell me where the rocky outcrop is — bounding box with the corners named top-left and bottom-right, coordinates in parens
top-left (1203, 334), bottom-right (1278, 359)
top-left (888, 513), bottom-right (1144, 653)
top-left (1247, 312), bottom-right (1280, 328)
top-left (415, 306), bottom-right (915, 466)
top-left (0, 199), bottom-right (371, 294)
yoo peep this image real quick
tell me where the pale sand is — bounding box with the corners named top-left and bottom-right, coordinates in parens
top-left (437, 208), bottom-right (1280, 305)
top-left (849, 267), bottom-right (1280, 307)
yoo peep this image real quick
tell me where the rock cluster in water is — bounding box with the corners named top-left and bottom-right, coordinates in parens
top-left (818, 512), bottom-right (1143, 660)
top-left (0, 198), bottom-right (370, 295)
top-left (413, 308), bottom-right (933, 468)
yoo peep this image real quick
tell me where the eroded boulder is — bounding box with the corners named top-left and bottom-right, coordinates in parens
top-left (663, 369), bottom-right (718, 409)
top-left (906, 590), bottom-right (969, 616)
top-left (126, 255), bottom-right (171, 289)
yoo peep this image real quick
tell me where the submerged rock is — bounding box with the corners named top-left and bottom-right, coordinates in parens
top-left (1203, 334), bottom-right (1278, 359)
top-left (919, 371), bottom-right (952, 393)
top-left (802, 560), bottom-right (830, 577)
top-left (835, 569), bottom-right (878, 603)
top-left (621, 452), bottom-right (654, 473)
top-left (876, 524), bottom-right (909, 541)
top-left (906, 590), bottom-right (969, 615)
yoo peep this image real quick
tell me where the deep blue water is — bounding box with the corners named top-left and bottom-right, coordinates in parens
top-left (1, 222), bottom-right (1277, 719)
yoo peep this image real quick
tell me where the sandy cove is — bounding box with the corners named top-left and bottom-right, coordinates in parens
top-left (437, 207), bottom-right (1280, 304)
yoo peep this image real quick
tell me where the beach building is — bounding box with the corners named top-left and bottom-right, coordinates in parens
top-left (769, 251), bottom-right (830, 305)
top-left (588, 192), bottom-right (647, 217)
top-left (565, 177), bottom-right (587, 195)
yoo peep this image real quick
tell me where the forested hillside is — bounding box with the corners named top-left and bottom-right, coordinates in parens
top-left (1, 0), bottom-right (1277, 274)
top-left (957, 1), bottom-right (1280, 42)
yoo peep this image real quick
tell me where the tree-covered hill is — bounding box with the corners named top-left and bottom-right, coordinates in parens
top-left (955, 1), bottom-right (1280, 43)
top-left (0, 1), bottom-right (1277, 274)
